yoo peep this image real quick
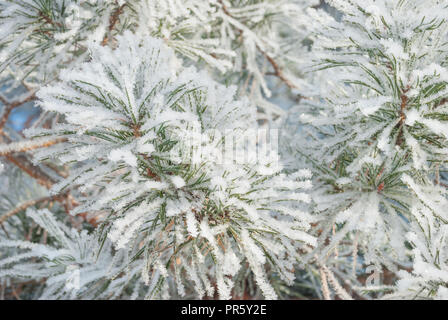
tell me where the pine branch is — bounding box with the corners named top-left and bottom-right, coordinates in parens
top-left (319, 266), bottom-right (331, 300)
top-left (0, 93), bottom-right (36, 134)
top-left (101, 3), bottom-right (127, 46)
top-left (4, 154), bottom-right (55, 189)
top-left (322, 265), bottom-right (353, 300)
top-left (217, 0), bottom-right (298, 90)
top-left (38, 11), bottom-right (63, 29)
top-left (396, 86), bottom-right (410, 146)
top-left (259, 47), bottom-right (299, 90)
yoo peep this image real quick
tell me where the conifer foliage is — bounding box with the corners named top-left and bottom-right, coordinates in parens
top-left (290, 0), bottom-right (448, 299)
top-left (25, 32), bottom-right (314, 299)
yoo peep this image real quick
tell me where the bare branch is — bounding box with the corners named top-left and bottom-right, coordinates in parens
top-left (101, 3), bottom-right (127, 46)
top-left (0, 193), bottom-right (67, 225)
top-left (4, 154), bottom-right (55, 189)
top-left (0, 137), bottom-right (66, 156)
top-left (217, 0), bottom-right (299, 90)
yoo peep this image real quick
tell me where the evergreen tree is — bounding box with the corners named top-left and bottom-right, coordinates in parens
top-left (289, 0), bottom-right (448, 299)
top-left (1, 0), bottom-right (448, 300)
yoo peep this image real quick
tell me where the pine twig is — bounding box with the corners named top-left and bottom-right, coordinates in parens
top-left (322, 265), bottom-right (353, 300)
top-left (319, 266), bottom-right (331, 300)
top-left (38, 12), bottom-right (63, 28)
top-left (101, 3), bottom-right (126, 46)
top-left (352, 232), bottom-right (359, 277)
top-left (258, 47), bottom-right (299, 90)
top-left (0, 193), bottom-right (67, 225)
top-left (4, 154), bottom-right (55, 189)
top-left (396, 86), bottom-right (410, 146)
top-left (217, 0), bottom-right (298, 90)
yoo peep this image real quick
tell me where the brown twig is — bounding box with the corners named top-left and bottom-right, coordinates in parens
top-left (400, 93), bottom-right (408, 124)
top-left (217, 0), bottom-right (298, 90)
top-left (435, 97), bottom-right (448, 108)
top-left (101, 3), bottom-right (126, 46)
top-left (4, 154), bottom-right (55, 189)
top-left (0, 137), bottom-right (66, 156)
top-left (396, 87), bottom-right (410, 146)
top-left (0, 223), bottom-right (10, 238)
top-left (259, 47), bottom-right (299, 90)
top-left (0, 193), bottom-right (68, 225)
top-left (39, 12), bottom-right (63, 28)
top-left (0, 130), bottom-right (69, 187)
top-left (0, 93), bottom-right (36, 134)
